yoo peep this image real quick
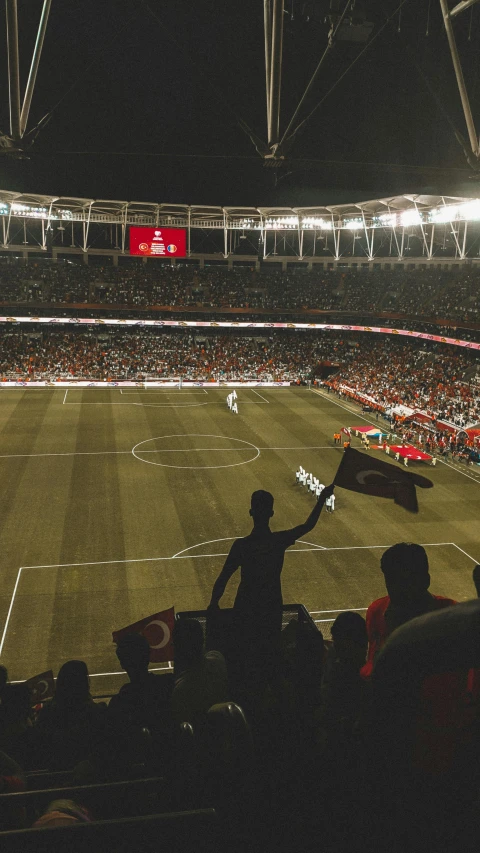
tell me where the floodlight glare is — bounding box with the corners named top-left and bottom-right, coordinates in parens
top-left (400, 209), bottom-right (422, 227)
top-left (461, 199), bottom-right (480, 221)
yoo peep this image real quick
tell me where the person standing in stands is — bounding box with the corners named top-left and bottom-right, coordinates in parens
top-left (208, 484), bottom-right (334, 683)
top-left (473, 564), bottom-right (480, 597)
top-left (362, 543), bottom-right (456, 678)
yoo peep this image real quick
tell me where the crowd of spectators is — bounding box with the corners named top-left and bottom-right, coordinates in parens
top-left (327, 337), bottom-right (480, 428)
top-left (1, 257), bottom-right (480, 324)
top-left (0, 530), bottom-right (479, 851)
top-left (1, 328), bottom-right (478, 427)
top-left (0, 328), bottom-right (350, 383)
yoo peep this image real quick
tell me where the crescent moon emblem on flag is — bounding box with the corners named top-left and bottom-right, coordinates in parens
top-left (355, 470), bottom-right (389, 485)
top-left (144, 620), bottom-right (170, 649)
top-left (36, 679), bottom-right (49, 696)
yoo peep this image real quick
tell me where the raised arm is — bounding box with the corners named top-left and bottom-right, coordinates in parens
top-left (288, 483), bottom-right (335, 540)
top-left (209, 541), bottom-right (242, 608)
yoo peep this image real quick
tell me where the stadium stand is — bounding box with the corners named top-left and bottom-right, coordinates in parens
top-left (0, 259), bottom-right (479, 852)
top-left (1, 258), bottom-right (480, 325)
top-left (0, 596), bottom-right (478, 853)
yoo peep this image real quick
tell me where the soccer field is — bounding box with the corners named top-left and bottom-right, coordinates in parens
top-left (0, 386), bottom-right (478, 695)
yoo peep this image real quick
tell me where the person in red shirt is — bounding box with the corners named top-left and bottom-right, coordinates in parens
top-left (362, 542), bottom-right (456, 678)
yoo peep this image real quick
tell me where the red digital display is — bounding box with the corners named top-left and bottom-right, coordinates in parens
top-left (129, 226), bottom-right (187, 258)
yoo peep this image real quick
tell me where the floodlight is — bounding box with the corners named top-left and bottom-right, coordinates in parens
top-left (460, 199), bottom-right (480, 221)
top-left (400, 209), bottom-right (422, 227)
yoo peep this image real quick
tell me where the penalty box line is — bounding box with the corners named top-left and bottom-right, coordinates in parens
top-left (120, 389), bottom-right (208, 396)
top-left (0, 541), bottom-right (464, 665)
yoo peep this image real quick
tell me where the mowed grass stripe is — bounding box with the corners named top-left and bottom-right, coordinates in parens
top-left (123, 394), bottom-right (266, 609)
top-left (48, 392), bottom-right (128, 667)
top-left (0, 391), bottom-right (80, 676)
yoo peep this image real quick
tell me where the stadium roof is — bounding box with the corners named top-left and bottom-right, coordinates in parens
top-left (0, 191), bottom-right (477, 225)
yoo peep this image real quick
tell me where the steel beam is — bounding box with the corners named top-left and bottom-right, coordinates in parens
top-left (5, 0), bottom-right (22, 141)
top-left (439, 0), bottom-right (479, 156)
top-left (450, 0), bottom-right (480, 18)
top-left (20, 0), bottom-right (53, 136)
top-left (268, 0), bottom-right (284, 147)
top-left (264, 0), bottom-right (272, 136)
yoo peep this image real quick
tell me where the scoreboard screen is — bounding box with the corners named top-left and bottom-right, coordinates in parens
top-left (129, 226), bottom-right (187, 258)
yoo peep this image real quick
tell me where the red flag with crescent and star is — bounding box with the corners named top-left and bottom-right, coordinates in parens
top-left (26, 670), bottom-right (55, 704)
top-left (112, 606), bottom-right (175, 663)
top-left (334, 447), bottom-right (433, 513)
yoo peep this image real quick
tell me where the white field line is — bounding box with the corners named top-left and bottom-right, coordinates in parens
top-left (64, 400), bottom-right (269, 407)
top-left (171, 536), bottom-right (326, 559)
top-left (65, 402), bottom-right (209, 408)
top-left (310, 608), bottom-right (367, 614)
top-left (10, 664), bottom-right (174, 683)
top-left (310, 387), bottom-right (480, 487)
top-left (0, 541), bottom-right (461, 665)
top-left (0, 445), bottom-right (341, 461)
top-left (120, 389), bottom-right (208, 396)
top-left (437, 457), bottom-right (480, 485)
top-left (309, 386), bottom-right (381, 428)
top-left (315, 618), bottom-right (343, 623)
top-left (62, 389), bottom-right (68, 405)
top-left (0, 568), bottom-right (23, 656)
top-left (252, 389), bottom-right (269, 403)
top-left (452, 543), bottom-right (479, 564)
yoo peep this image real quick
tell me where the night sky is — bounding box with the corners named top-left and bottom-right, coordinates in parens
top-left (1, 0), bottom-right (480, 206)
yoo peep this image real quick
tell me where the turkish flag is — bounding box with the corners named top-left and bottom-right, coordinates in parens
top-left (112, 607), bottom-right (175, 663)
top-left (26, 670), bottom-right (55, 704)
top-left (334, 447), bottom-right (433, 513)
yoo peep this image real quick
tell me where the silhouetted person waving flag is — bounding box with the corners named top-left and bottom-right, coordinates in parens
top-left (209, 484), bottom-right (334, 685)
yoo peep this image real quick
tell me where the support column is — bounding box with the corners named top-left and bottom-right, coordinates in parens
top-left (5, 0), bottom-right (21, 142)
top-left (439, 0), bottom-right (479, 157)
top-left (268, 0), bottom-right (284, 147)
top-left (20, 0), bottom-right (52, 135)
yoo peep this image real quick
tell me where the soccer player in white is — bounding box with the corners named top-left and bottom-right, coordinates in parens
top-left (325, 493), bottom-right (335, 513)
top-left (316, 482), bottom-right (325, 500)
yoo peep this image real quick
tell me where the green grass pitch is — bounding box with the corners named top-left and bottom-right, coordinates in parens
top-left (0, 386), bottom-right (478, 695)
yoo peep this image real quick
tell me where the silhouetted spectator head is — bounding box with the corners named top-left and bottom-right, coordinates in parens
top-left (0, 666), bottom-right (7, 693)
top-left (473, 565), bottom-right (480, 598)
top-left (115, 633), bottom-right (150, 681)
top-left (249, 489), bottom-right (274, 524)
top-left (173, 618), bottom-right (204, 671)
top-left (331, 611), bottom-right (368, 668)
top-left (0, 683), bottom-right (31, 725)
top-left (380, 543), bottom-right (430, 606)
top-left (54, 661), bottom-right (90, 709)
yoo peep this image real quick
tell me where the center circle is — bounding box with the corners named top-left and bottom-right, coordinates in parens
top-left (132, 433), bottom-right (260, 469)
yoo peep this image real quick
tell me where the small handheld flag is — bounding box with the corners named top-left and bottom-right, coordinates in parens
top-left (26, 670), bottom-right (55, 704)
top-left (334, 447), bottom-right (433, 513)
top-left (112, 606), bottom-right (175, 663)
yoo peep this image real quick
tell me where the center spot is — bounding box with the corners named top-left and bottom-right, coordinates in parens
top-left (132, 433), bottom-right (260, 469)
